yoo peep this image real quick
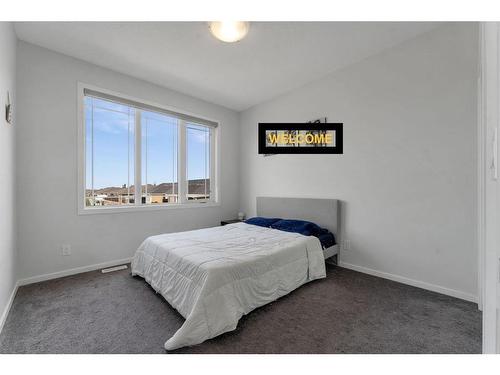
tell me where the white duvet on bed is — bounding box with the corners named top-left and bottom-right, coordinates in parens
top-left (131, 222), bottom-right (326, 350)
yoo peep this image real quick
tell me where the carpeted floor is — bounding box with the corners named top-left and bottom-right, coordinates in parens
top-left (0, 264), bottom-right (481, 354)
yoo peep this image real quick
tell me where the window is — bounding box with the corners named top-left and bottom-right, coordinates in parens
top-left (141, 110), bottom-right (178, 205)
top-left (80, 85), bottom-right (217, 212)
top-left (186, 123), bottom-right (211, 201)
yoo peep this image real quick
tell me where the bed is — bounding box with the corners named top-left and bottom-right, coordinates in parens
top-left (131, 197), bottom-right (340, 350)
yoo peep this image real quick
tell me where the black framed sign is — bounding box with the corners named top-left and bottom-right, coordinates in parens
top-left (258, 123), bottom-right (343, 154)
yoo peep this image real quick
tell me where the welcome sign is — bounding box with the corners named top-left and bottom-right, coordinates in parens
top-left (258, 123), bottom-right (343, 154)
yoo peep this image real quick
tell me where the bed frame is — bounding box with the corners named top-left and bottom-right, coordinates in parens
top-left (256, 197), bottom-right (341, 260)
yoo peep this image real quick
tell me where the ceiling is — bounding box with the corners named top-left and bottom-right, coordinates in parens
top-left (14, 22), bottom-right (442, 111)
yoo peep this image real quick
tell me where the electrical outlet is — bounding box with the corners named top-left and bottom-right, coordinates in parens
top-left (61, 244), bottom-right (71, 256)
top-left (342, 239), bottom-right (350, 251)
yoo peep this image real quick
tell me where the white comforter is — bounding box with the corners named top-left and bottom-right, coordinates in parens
top-left (131, 222), bottom-right (326, 350)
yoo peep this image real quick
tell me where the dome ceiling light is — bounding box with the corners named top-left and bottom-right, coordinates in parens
top-left (208, 21), bottom-right (250, 43)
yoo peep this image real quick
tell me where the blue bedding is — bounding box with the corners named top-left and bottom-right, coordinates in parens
top-left (270, 219), bottom-right (323, 237)
top-left (317, 232), bottom-right (336, 249)
top-left (245, 217), bottom-right (336, 249)
top-left (244, 217), bottom-right (281, 228)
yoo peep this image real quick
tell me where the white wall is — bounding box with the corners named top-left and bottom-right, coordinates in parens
top-left (0, 23), bottom-right (17, 326)
top-left (239, 24), bottom-right (479, 301)
top-left (16, 41), bottom-right (240, 280)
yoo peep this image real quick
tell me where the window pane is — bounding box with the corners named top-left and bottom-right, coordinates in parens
top-left (85, 97), bottom-right (135, 207)
top-left (186, 123), bottom-right (210, 201)
top-left (141, 111), bottom-right (178, 204)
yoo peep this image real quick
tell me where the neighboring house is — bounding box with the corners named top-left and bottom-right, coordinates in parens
top-left (85, 179), bottom-right (210, 206)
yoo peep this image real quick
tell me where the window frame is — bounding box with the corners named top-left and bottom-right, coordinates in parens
top-left (77, 83), bottom-right (219, 215)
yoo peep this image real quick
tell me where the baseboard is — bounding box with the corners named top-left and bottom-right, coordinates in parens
top-left (339, 261), bottom-right (478, 304)
top-left (0, 281), bottom-right (19, 335)
top-left (17, 257), bottom-right (133, 286)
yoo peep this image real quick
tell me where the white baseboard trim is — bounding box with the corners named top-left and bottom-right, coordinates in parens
top-left (339, 261), bottom-right (478, 304)
top-left (0, 281), bottom-right (19, 335)
top-left (17, 257), bottom-right (133, 286)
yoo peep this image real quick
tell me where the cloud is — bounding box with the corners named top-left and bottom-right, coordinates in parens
top-left (88, 107), bottom-right (133, 135)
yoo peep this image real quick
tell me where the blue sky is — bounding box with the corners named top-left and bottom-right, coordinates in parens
top-left (85, 97), bottom-right (209, 190)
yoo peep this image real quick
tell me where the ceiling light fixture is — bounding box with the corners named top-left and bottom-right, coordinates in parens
top-left (208, 21), bottom-right (250, 43)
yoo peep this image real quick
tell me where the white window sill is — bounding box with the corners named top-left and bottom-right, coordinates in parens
top-left (78, 201), bottom-right (220, 215)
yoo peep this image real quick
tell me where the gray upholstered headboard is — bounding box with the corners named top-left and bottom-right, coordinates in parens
top-left (256, 197), bottom-right (340, 237)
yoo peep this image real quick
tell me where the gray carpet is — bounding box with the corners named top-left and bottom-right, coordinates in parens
top-left (0, 264), bottom-right (481, 354)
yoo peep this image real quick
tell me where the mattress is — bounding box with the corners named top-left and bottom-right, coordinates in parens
top-left (131, 222), bottom-right (326, 350)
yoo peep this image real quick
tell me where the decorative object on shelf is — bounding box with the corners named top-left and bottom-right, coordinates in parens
top-left (238, 212), bottom-right (245, 220)
top-left (5, 91), bottom-right (12, 125)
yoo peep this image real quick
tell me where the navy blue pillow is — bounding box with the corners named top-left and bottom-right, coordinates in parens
top-left (270, 219), bottom-right (323, 237)
top-left (245, 217), bottom-right (282, 228)
top-left (318, 232), bottom-right (336, 249)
